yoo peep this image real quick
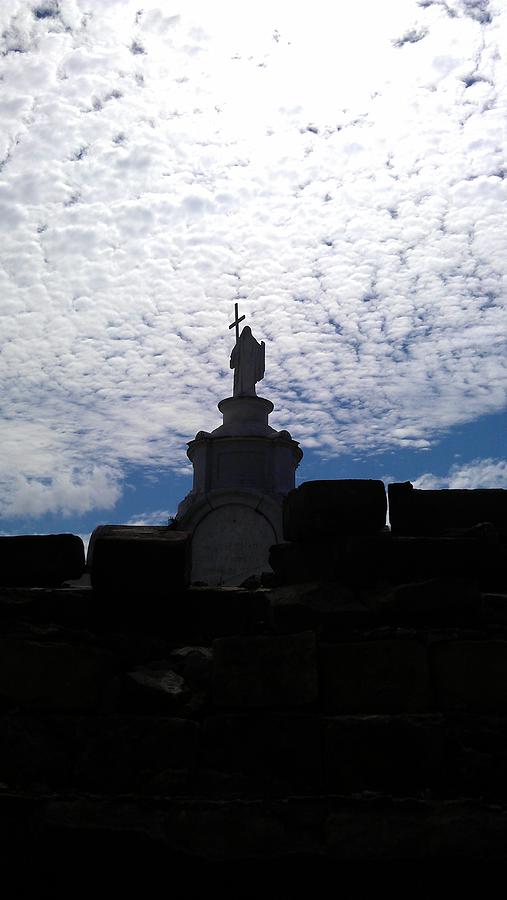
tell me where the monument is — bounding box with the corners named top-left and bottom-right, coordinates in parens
top-left (175, 304), bottom-right (303, 585)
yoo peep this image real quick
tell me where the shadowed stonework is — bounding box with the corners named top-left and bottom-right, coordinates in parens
top-left (1, 479), bottom-right (507, 882)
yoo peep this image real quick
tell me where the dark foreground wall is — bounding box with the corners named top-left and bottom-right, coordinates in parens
top-left (1, 481), bottom-right (507, 882)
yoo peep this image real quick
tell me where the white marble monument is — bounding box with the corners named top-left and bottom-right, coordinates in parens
top-left (175, 304), bottom-right (303, 586)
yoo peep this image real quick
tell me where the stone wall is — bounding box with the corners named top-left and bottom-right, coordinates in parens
top-left (1, 480), bottom-right (507, 883)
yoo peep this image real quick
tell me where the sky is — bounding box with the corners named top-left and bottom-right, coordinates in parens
top-left (0, 0), bottom-right (506, 544)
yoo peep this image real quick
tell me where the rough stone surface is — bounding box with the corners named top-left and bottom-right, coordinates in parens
top-left (482, 593), bottom-right (507, 624)
top-left (362, 577), bottom-right (481, 622)
top-left (0, 639), bottom-right (116, 712)
top-left (74, 716), bottom-right (199, 794)
top-left (345, 533), bottom-right (506, 589)
top-left (270, 532), bottom-right (503, 592)
top-left (445, 715), bottom-right (507, 801)
top-left (0, 534), bottom-right (85, 587)
top-left (4, 475), bottom-right (507, 865)
top-left (268, 582), bottom-right (368, 632)
top-left (89, 526), bottom-right (191, 592)
top-left (320, 640), bottom-right (431, 713)
top-left (323, 715), bottom-right (445, 794)
top-left (324, 799), bottom-right (507, 860)
top-left (183, 588), bottom-right (268, 638)
top-left (119, 647), bottom-right (213, 715)
top-left (0, 715), bottom-right (74, 789)
top-left (190, 503), bottom-right (277, 586)
top-left (389, 481), bottom-right (507, 537)
top-left (212, 632), bottom-right (318, 707)
top-left (283, 479), bottom-right (387, 542)
top-left (269, 540), bottom-right (345, 584)
top-left (197, 714), bottom-right (322, 796)
top-left (431, 640), bottom-right (507, 712)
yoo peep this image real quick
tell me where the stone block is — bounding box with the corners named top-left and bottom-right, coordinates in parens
top-left (0, 534), bottom-right (84, 587)
top-left (89, 525), bottom-right (191, 593)
top-left (320, 640), bottom-right (431, 713)
top-left (283, 479), bottom-right (387, 542)
top-left (197, 714), bottom-right (322, 796)
top-left (0, 587), bottom-right (93, 628)
top-left (212, 632), bottom-right (318, 707)
top-left (164, 803), bottom-right (293, 861)
top-left (481, 593), bottom-right (507, 624)
top-left (269, 540), bottom-right (345, 584)
top-left (323, 715), bottom-right (445, 795)
top-left (268, 582), bottom-right (369, 633)
top-left (388, 481), bottom-right (507, 537)
top-left (362, 577), bottom-right (481, 622)
top-left (74, 716), bottom-right (199, 795)
top-left (0, 715), bottom-right (74, 789)
top-left (445, 715), bottom-right (507, 800)
top-left (431, 640), bottom-right (507, 712)
top-left (323, 799), bottom-right (507, 860)
top-left (119, 646), bottom-right (213, 715)
top-left (183, 587), bottom-right (268, 638)
top-left (0, 639), bottom-right (116, 712)
top-left (323, 802), bottom-right (428, 860)
top-left (345, 533), bottom-right (505, 589)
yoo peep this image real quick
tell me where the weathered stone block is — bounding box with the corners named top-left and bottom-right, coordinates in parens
top-left (481, 592), bottom-right (507, 624)
top-left (0, 715), bottom-right (73, 789)
top-left (283, 480), bottom-right (387, 542)
top-left (0, 534), bottom-right (84, 587)
top-left (164, 803), bottom-right (292, 861)
top-left (346, 533), bottom-right (504, 589)
top-left (184, 587), bottom-right (268, 638)
top-left (362, 577), bottom-right (481, 622)
top-left (89, 525), bottom-right (191, 592)
top-left (269, 540), bottom-right (345, 584)
top-left (445, 716), bottom-right (507, 800)
top-left (324, 802), bottom-right (428, 860)
top-left (119, 647), bottom-right (213, 715)
top-left (197, 714), bottom-right (322, 796)
top-left (268, 582), bottom-right (369, 633)
top-left (320, 640), bottom-right (431, 712)
top-left (74, 716), bottom-right (199, 794)
top-left (0, 587), bottom-right (93, 628)
top-left (0, 639), bottom-right (116, 712)
top-left (323, 715), bottom-right (445, 794)
top-left (431, 640), bottom-right (507, 712)
top-left (389, 481), bottom-right (507, 537)
top-left (324, 799), bottom-right (507, 860)
top-left (212, 632), bottom-right (318, 707)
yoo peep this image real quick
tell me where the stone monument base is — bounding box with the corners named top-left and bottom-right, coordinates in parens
top-left (177, 489), bottom-right (281, 586)
top-left (175, 395), bottom-right (302, 586)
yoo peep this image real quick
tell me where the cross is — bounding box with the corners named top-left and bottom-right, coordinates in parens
top-left (228, 302), bottom-right (245, 342)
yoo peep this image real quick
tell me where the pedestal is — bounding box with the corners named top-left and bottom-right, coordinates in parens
top-left (175, 396), bottom-right (302, 586)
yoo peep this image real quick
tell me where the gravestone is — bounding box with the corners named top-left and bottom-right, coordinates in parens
top-left (175, 305), bottom-right (303, 585)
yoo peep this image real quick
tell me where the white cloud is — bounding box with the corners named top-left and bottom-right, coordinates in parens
top-left (124, 509), bottom-right (174, 526)
top-left (0, 0), bottom-right (506, 517)
top-left (413, 457), bottom-right (507, 489)
top-left (0, 464), bottom-right (121, 518)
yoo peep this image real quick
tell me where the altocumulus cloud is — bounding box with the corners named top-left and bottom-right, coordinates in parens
top-left (414, 457), bottom-right (507, 489)
top-left (0, 0), bottom-right (506, 518)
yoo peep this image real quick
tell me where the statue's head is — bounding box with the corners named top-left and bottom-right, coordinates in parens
top-left (241, 326), bottom-right (252, 337)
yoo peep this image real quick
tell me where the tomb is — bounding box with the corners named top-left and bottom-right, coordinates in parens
top-left (175, 305), bottom-right (303, 585)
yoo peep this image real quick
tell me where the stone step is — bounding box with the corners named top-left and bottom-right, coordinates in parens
top-left (0, 534), bottom-right (85, 588)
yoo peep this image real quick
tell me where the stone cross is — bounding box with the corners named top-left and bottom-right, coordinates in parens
top-left (229, 302), bottom-right (246, 343)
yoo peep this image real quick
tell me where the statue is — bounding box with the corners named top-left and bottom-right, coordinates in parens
top-left (230, 325), bottom-right (265, 397)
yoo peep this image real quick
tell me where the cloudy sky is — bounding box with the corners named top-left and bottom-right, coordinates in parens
top-left (1, 0), bottom-right (506, 541)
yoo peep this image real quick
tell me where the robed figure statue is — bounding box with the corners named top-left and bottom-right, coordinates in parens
top-left (230, 326), bottom-right (265, 397)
